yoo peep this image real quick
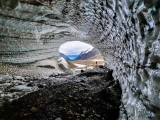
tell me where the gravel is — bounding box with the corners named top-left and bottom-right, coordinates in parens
top-left (0, 67), bottom-right (122, 120)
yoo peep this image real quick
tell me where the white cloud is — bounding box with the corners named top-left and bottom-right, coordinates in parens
top-left (59, 41), bottom-right (93, 55)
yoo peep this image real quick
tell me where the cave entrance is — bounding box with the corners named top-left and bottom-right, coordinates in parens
top-left (58, 41), bottom-right (104, 70)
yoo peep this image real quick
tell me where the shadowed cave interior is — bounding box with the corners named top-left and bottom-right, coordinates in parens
top-left (0, 0), bottom-right (160, 120)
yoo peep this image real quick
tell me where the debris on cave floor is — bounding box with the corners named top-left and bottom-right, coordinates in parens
top-left (0, 67), bottom-right (122, 120)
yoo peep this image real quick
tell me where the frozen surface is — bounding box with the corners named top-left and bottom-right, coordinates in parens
top-left (0, 0), bottom-right (160, 119)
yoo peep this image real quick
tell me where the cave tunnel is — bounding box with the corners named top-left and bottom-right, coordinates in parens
top-left (0, 0), bottom-right (160, 120)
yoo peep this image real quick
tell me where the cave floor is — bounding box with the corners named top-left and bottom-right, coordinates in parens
top-left (0, 66), bottom-right (122, 120)
top-left (0, 58), bottom-right (62, 77)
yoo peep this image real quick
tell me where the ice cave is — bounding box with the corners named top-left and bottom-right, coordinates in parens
top-left (0, 0), bottom-right (160, 120)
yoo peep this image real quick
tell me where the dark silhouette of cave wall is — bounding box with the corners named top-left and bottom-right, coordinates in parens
top-left (0, 0), bottom-right (160, 119)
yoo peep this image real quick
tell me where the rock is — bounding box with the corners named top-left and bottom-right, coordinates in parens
top-left (80, 80), bottom-right (85, 83)
top-left (95, 114), bottom-right (101, 118)
top-left (42, 84), bottom-right (47, 86)
top-left (49, 73), bottom-right (59, 77)
top-left (99, 65), bottom-right (104, 68)
top-left (81, 70), bottom-right (84, 73)
top-left (38, 93), bottom-right (42, 96)
top-left (81, 83), bottom-right (86, 87)
top-left (105, 70), bottom-right (113, 80)
top-left (0, 75), bottom-right (13, 81)
top-left (27, 83), bottom-right (34, 87)
top-left (10, 85), bottom-right (32, 91)
top-left (49, 95), bottom-right (53, 99)
top-left (37, 65), bottom-right (55, 69)
top-left (24, 76), bottom-right (30, 81)
top-left (83, 110), bottom-right (87, 114)
top-left (38, 84), bottom-right (44, 88)
top-left (78, 104), bottom-right (82, 106)
top-left (81, 114), bottom-right (85, 117)
top-left (74, 97), bottom-right (78, 100)
top-left (68, 95), bottom-right (73, 98)
top-left (30, 107), bottom-right (38, 112)
top-left (88, 97), bottom-right (92, 100)
top-left (13, 76), bottom-right (24, 80)
top-left (0, 83), bottom-right (12, 87)
top-left (55, 117), bottom-right (62, 120)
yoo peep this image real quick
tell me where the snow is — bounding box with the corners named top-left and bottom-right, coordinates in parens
top-left (73, 63), bottom-right (86, 68)
top-left (57, 57), bottom-right (70, 69)
top-left (10, 85), bottom-right (32, 91)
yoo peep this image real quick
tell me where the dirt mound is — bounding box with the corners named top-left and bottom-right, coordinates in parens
top-left (0, 68), bottom-right (122, 120)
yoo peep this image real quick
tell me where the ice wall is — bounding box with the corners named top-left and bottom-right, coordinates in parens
top-left (0, 0), bottom-right (78, 63)
top-left (0, 0), bottom-right (160, 119)
top-left (83, 0), bottom-right (160, 119)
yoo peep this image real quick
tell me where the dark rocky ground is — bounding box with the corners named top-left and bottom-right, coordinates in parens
top-left (0, 67), bottom-right (122, 120)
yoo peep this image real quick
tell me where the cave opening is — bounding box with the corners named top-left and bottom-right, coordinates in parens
top-left (1, 0), bottom-right (160, 119)
top-left (58, 41), bottom-right (105, 71)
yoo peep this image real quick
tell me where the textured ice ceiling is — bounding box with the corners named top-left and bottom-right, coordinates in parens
top-left (0, 0), bottom-right (160, 119)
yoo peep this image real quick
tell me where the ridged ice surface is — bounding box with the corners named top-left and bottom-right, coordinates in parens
top-left (0, 0), bottom-right (160, 119)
